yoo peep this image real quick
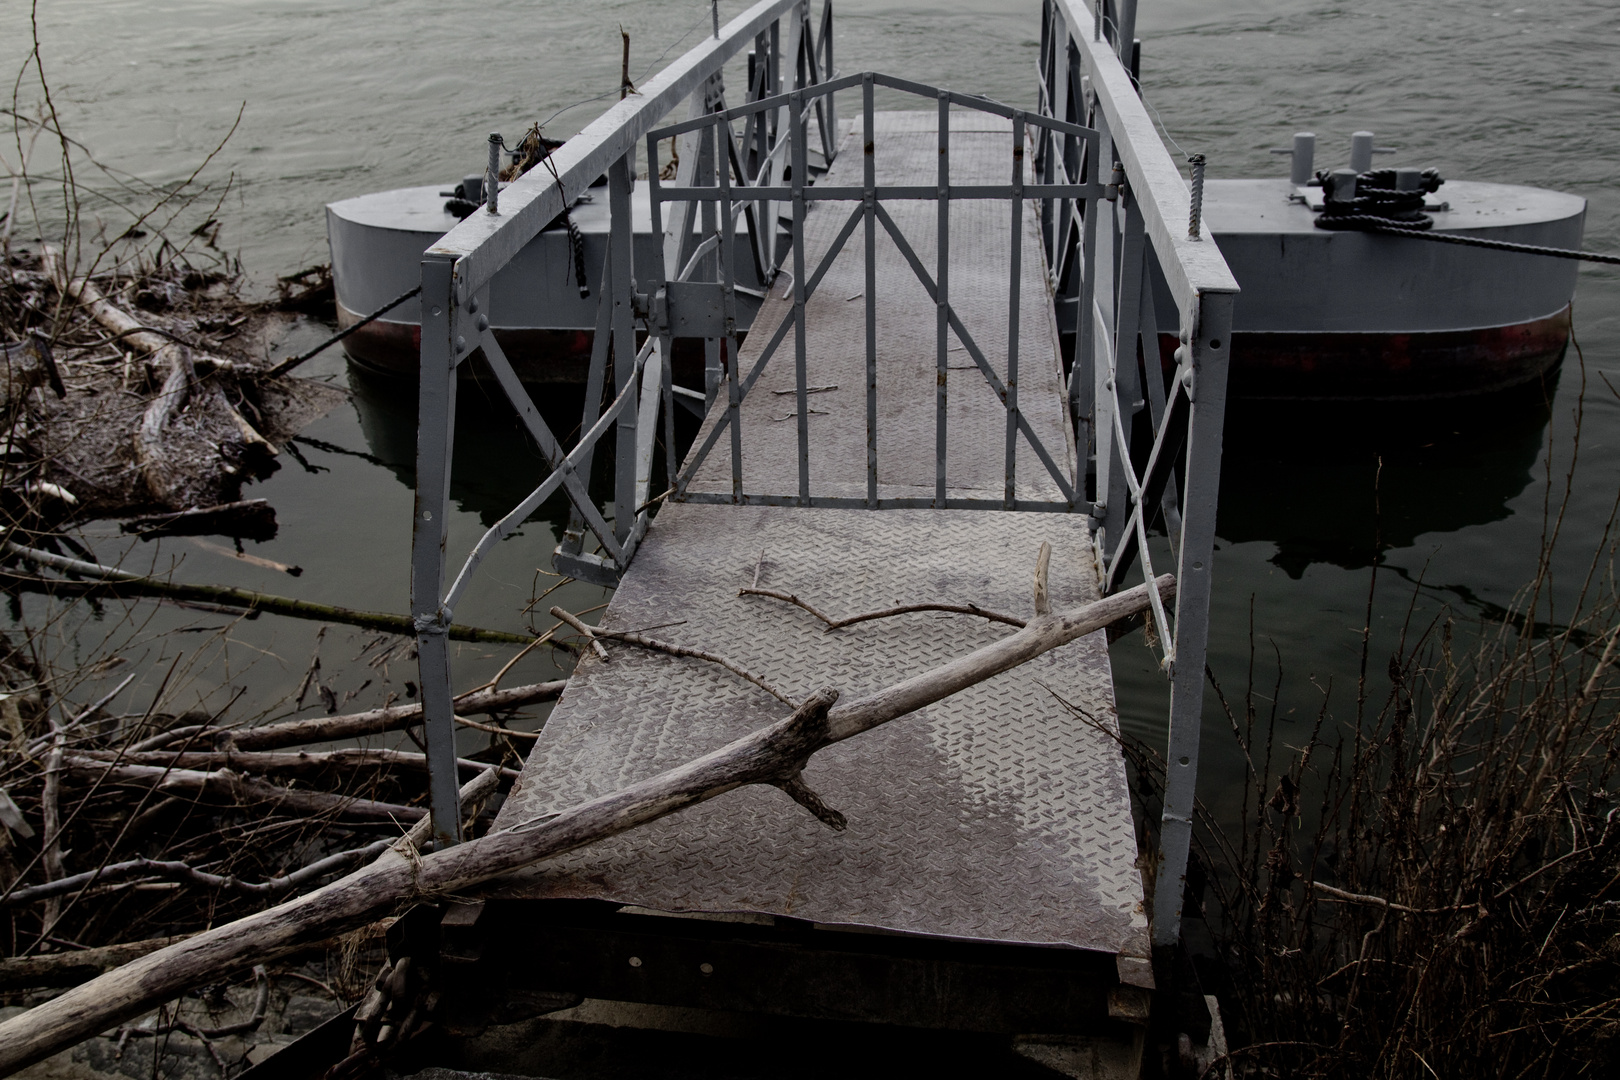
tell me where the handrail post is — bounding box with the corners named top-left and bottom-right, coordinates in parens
top-left (790, 87), bottom-right (811, 504)
top-left (1152, 289), bottom-right (1233, 948)
top-left (934, 90), bottom-right (950, 507)
top-left (411, 254), bottom-right (463, 847)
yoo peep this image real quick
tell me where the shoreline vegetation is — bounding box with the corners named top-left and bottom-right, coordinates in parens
top-left (1110, 361), bottom-right (1620, 1078)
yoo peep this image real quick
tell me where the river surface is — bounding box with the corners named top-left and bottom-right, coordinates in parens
top-left (2, 0), bottom-right (1616, 869)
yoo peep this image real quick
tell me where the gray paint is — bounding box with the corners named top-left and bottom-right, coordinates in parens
top-left (1155, 178), bottom-right (1586, 334)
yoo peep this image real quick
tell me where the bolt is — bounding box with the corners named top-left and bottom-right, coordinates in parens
top-left (1186, 154), bottom-right (1206, 241)
top-left (486, 133), bottom-right (502, 215)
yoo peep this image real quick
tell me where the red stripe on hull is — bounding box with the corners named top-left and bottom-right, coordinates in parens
top-left (1160, 306), bottom-right (1571, 401)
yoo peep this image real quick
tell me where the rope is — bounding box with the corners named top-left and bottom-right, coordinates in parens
top-left (266, 286), bottom-right (421, 378)
top-left (1308, 165), bottom-right (1616, 262)
top-left (1314, 167), bottom-right (1444, 231)
top-left (1355, 223), bottom-right (1620, 265)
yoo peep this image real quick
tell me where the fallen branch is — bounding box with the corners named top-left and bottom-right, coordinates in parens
top-left (3, 541), bottom-right (542, 646)
top-left (0, 565), bottom-right (1172, 1073)
top-left (197, 679), bottom-right (566, 753)
top-left (69, 747), bottom-right (521, 783)
top-left (0, 936), bottom-right (193, 993)
top-left (60, 757), bottom-right (427, 824)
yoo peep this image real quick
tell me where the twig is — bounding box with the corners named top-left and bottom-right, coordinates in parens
top-left (1032, 540), bottom-right (1051, 616)
top-left (549, 607), bottom-right (610, 662)
top-left (769, 384), bottom-right (837, 395)
top-left (4, 845), bottom-right (394, 906)
top-left (454, 715), bottom-right (540, 741)
top-left (738, 587), bottom-right (1027, 632)
top-left (114, 965), bottom-right (269, 1046)
top-left (1308, 879), bottom-right (1483, 917)
top-left (550, 606), bottom-right (794, 704)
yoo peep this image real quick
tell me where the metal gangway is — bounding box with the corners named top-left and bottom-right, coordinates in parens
top-left (406, 0), bottom-right (1236, 1025)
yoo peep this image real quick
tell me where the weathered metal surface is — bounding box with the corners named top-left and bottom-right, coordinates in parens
top-left (1178, 178), bottom-right (1585, 334)
top-left (494, 502), bottom-right (1149, 963)
top-left (683, 112), bottom-right (1075, 506)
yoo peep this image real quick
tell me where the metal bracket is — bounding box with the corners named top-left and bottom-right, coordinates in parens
top-left (553, 549), bottom-right (623, 588)
top-left (664, 280), bottom-right (732, 338)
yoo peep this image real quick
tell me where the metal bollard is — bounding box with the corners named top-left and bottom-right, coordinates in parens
top-left (1187, 154), bottom-right (1206, 240)
top-left (1349, 130), bottom-right (1397, 174)
top-left (1268, 131), bottom-right (1316, 186)
top-left (485, 132), bottom-right (502, 215)
top-left (1329, 168), bottom-right (1358, 203)
top-left (1349, 131), bottom-right (1375, 174)
top-left (1395, 167), bottom-right (1422, 192)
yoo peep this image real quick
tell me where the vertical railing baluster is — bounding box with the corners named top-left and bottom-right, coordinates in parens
top-left (935, 91), bottom-right (950, 507)
top-left (1136, 248), bottom-right (1182, 543)
top-left (863, 74), bottom-right (877, 508)
top-left (1102, 183), bottom-right (1143, 555)
top-left (752, 31), bottom-right (772, 278)
top-left (411, 254), bottom-right (462, 847)
top-left (563, 255), bottom-right (615, 559)
top-left (1074, 128), bottom-right (1099, 487)
top-left (717, 119), bottom-right (744, 502)
top-left (1005, 113), bottom-right (1025, 509)
top-left (698, 90), bottom-right (722, 409)
top-left (608, 153), bottom-right (638, 546)
top-left (791, 87), bottom-right (810, 504)
top-left (821, 1), bottom-right (837, 152)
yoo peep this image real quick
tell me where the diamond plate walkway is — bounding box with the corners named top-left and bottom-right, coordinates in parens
top-left (494, 113), bottom-right (1151, 977)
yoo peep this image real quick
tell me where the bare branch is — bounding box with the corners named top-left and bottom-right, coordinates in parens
top-left (551, 605), bottom-right (795, 705)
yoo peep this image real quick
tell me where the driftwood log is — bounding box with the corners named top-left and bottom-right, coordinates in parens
top-left (0, 564), bottom-right (1173, 1075)
top-left (4, 541), bottom-right (545, 646)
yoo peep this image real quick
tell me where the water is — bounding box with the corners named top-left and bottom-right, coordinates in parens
top-left (1, 1), bottom-right (1616, 836)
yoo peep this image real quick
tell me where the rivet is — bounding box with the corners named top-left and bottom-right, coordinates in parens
top-left (699, 962), bottom-right (714, 975)
top-left (467, 297), bottom-right (478, 314)
top-left (628, 956), bottom-right (642, 968)
top-left (476, 315), bottom-right (489, 332)
top-left (421, 510), bottom-right (432, 521)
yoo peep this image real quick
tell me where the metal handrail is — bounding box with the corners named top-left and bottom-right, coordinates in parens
top-left (1039, 0), bottom-right (1239, 951)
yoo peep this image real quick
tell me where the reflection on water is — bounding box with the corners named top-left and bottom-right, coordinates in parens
top-left (346, 363), bottom-right (594, 534)
top-left (1216, 372), bottom-right (1558, 578)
